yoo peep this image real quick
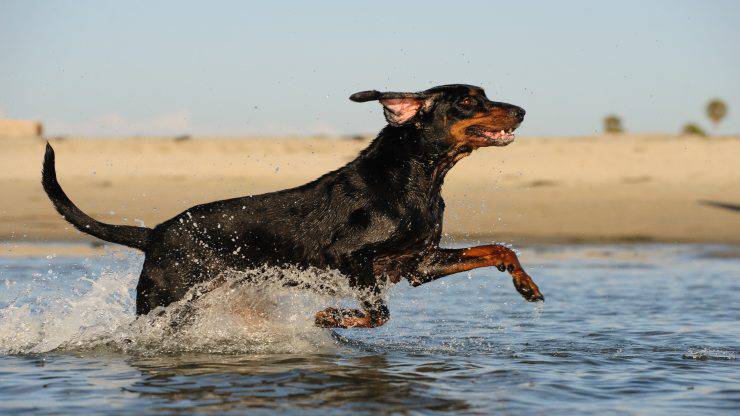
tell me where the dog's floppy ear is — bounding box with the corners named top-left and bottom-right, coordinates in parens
top-left (350, 90), bottom-right (436, 127)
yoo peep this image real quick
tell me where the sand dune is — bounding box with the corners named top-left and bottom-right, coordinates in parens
top-left (1, 134), bottom-right (739, 245)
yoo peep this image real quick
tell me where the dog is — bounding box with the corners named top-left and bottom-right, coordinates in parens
top-left (42, 84), bottom-right (544, 329)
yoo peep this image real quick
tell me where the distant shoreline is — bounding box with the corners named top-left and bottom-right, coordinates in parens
top-left (2, 134), bottom-right (739, 245)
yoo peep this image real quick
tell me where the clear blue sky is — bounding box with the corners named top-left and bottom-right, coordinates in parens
top-left (1, 0), bottom-right (739, 137)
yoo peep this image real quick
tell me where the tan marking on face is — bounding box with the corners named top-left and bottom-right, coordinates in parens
top-left (449, 112), bottom-right (493, 141)
top-left (448, 107), bottom-right (515, 147)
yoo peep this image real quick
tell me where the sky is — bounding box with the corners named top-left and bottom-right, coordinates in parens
top-left (1, 0), bottom-right (739, 137)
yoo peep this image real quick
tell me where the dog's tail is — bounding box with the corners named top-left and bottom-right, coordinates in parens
top-left (41, 143), bottom-right (152, 251)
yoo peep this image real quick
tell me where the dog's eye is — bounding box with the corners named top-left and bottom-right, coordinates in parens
top-left (459, 97), bottom-right (475, 107)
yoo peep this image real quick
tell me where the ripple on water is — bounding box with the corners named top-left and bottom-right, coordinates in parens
top-left (0, 243), bottom-right (738, 414)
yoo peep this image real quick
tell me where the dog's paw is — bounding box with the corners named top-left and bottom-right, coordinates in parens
top-left (314, 307), bottom-right (341, 327)
top-left (512, 272), bottom-right (544, 302)
top-left (314, 308), bottom-right (386, 328)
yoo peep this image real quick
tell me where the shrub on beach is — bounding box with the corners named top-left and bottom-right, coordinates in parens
top-left (603, 115), bottom-right (624, 134)
top-left (681, 123), bottom-right (707, 137)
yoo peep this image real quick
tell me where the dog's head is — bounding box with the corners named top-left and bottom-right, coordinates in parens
top-left (350, 84), bottom-right (525, 150)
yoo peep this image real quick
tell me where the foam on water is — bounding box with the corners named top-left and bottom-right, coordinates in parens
top-left (683, 347), bottom-right (736, 361)
top-left (0, 253), bottom-right (372, 355)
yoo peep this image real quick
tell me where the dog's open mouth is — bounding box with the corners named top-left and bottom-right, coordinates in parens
top-left (466, 125), bottom-right (517, 146)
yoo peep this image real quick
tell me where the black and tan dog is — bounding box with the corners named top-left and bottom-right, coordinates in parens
top-left (42, 84), bottom-right (544, 328)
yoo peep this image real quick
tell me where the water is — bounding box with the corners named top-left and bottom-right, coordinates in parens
top-left (0, 243), bottom-right (738, 415)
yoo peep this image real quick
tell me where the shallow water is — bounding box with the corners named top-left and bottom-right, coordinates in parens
top-left (0, 243), bottom-right (738, 415)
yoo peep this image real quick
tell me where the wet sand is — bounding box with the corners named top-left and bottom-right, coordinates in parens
top-left (1, 134), bottom-right (739, 245)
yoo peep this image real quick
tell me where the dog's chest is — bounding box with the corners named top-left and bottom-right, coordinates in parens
top-left (348, 195), bottom-right (443, 253)
top-left (397, 196), bottom-right (445, 247)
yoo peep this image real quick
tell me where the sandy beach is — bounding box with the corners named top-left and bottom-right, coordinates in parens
top-left (1, 134), bottom-right (739, 247)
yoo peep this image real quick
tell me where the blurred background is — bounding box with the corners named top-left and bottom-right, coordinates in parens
top-left (3, 4), bottom-right (739, 413)
top-left (1, 0), bottom-right (739, 248)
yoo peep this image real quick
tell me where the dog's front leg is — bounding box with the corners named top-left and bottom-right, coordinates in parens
top-left (410, 245), bottom-right (544, 302)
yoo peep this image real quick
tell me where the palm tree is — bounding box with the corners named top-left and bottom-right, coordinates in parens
top-left (706, 99), bottom-right (728, 128)
top-left (681, 122), bottom-right (707, 137)
top-left (603, 114), bottom-right (624, 134)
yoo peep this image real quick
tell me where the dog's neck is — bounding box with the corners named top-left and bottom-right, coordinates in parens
top-left (355, 125), bottom-right (468, 199)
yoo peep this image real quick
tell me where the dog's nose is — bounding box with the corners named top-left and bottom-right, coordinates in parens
top-left (510, 106), bottom-right (526, 122)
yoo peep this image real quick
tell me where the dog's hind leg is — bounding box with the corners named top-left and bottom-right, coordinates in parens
top-left (314, 298), bottom-right (389, 328)
top-left (135, 259), bottom-right (175, 316)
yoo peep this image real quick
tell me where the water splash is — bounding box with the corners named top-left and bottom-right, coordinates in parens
top-left (0, 256), bottom-right (371, 356)
top-left (682, 347), bottom-right (736, 361)
top-left (0, 264), bottom-right (137, 354)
